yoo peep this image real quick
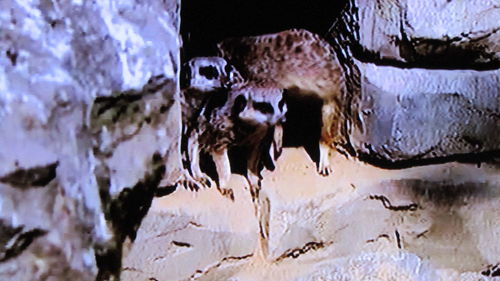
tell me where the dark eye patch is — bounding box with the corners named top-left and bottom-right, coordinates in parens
top-left (232, 94), bottom-right (247, 115)
top-left (199, 66), bottom-right (219, 80)
top-left (254, 102), bottom-right (274, 114)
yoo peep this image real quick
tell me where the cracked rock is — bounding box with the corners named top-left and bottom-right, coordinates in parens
top-left (0, 0), bottom-right (181, 280)
top-left (348, 60), bottom-right (500, 165)
top-left (348, 0), bottom-right (500, 68)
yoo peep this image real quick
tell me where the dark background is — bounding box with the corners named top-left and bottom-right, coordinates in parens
top-left (180, 0), bottom-right (347, 59)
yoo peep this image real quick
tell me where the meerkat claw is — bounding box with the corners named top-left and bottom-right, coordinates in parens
top-left (217, 186), bottom-right (235, 201)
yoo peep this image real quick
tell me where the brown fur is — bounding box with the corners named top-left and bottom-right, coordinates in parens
top-left (218, 29), bottom-right (348, 174)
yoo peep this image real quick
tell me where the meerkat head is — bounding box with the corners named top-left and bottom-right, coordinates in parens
top-left (232, 86), bottom-right (287, 127)
top-left (181, 57), bottom-right (243, 91)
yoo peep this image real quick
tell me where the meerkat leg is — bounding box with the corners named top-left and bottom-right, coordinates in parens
top-left (211, 149), bottom-right (234, 200)
top-left (317, 100), bottom-right (338, 176)
top-left (246, 143), bottom-right (271, 260)
top-left (175, 130), bottom-right (203, 191)
top-left (318, 141), bottom-right (333, 176)
top-left (187, 135), bottom-right (214, 188)
top-left (246, 144), bottom-right (263, 202)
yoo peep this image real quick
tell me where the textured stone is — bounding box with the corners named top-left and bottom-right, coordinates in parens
top-left (121, 176), bottom-right (257, 281)
top-left (0, 0), bottom-right (181, 280)
top-left (348, 61), bottom-right (500, 164)
top-left (121, 148), bottom-right (500, 281)
top-left (352, 0), bottom-right (500, 68)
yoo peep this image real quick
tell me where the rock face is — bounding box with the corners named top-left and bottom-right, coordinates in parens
top-left (0, 0), bottom-right (181, 280)
top-left (122, 148), bottom-right (500, 281)
top-left (354, 0), bottom-right (500, 69)
top-left (330, 0), bottom-right (500, 165)
top-left (350, 63), bottom-right (500, 165)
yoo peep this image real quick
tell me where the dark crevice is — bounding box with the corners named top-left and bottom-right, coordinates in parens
top-left (366, 234), bottom-right (390, 243)
top-left (0, 162), bottom-right (58, 188)
top-left (0, 221), bottom-right (47, 263)
top-left (351, 44), bottom-right (500, 71)
top-left (95, 153), bottom-right (166, 281)
top-left (355, 149), bottom-right (500, 170)
top-left (276, 241), bottom-right (332, 262)
top-left (338, 1), bottom-right (500, 70)
top-left (394, 230), bottom-right (402, 249)
top-left (171, 241), bottom-right (191, 247)
top-left (368, 195), bottom-right (418, 211)
top-left (189, 253), bottom-right (253, 279)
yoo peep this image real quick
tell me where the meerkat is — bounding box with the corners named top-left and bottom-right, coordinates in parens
top-left (180, 56), bottom-right (242, 190)
top-left (181, 57), bottom-right (286, 200)
top-left (196, 84), bottom-right (287, 200)
top-left (217, 28), bottom-right (347, 176)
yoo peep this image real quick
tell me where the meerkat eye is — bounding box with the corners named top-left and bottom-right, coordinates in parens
top-left (233, 95), bottom-right (247, 114)
top-left (199, 65), bottom-right (219, 80)
top-left (254, 102), bottom-right (274, 114)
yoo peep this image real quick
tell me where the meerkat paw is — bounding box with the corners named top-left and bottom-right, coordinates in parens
top-left (193, 173), bottom-right (215, 189)
top-left (318, 142), bottom-right (334, 176)
top-left (318, 161), bottom-right (334, 176)
top-left (176, 172), bottom-right (203, 191)
top-left (217, 185), bottom-right (235, 201)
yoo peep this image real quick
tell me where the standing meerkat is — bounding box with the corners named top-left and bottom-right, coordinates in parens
top-left (181, 57), bottom-right (287, 200)
top-left (180, 56), bottom-right (242, 191)
top-left (217, 28), bottom-right (347, 176)
top-left (197, 84), bottom-right (287, 200)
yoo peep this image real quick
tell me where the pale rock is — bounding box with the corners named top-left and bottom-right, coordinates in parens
top-left (349, 61), bottom-right (500, 163)
top-left (0, 0), bottom-right (181, 280)
top-left (352, 0), bottom-right (499, 68)
top-left (124, 148), bottom-right (500, 280)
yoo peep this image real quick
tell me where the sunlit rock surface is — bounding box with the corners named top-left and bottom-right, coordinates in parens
top-left (354, 0), bottom-right (500, 68)
top-left (0, 0), bottom-right (180, 280)
top-left (122, 148), bottom-right (500, 280)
